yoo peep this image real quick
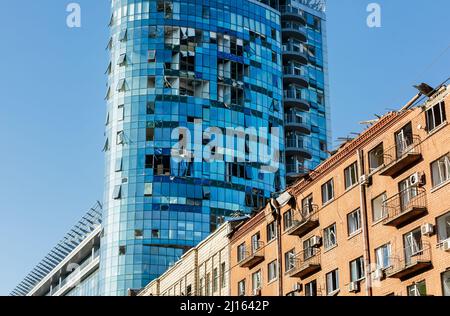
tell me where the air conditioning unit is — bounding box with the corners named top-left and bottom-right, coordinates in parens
top-left (421, 223), bottom-right (434, 236)
top-left (311, 236), bottom-right (322, 248)
top-left (348, 281), bottom-right (360, 293)
top-left (443, 239), bottom-right (450, 252)
top-left (360, 175), bottom-right (372, 186)
top-left (410, 172), bottom-right (424, 186)
top-left (253, 288), bottom-right (262, 296)
top-left (372, 269), bottom-right (384, 281)
top-left (293, 283), bottom-right (302, 292)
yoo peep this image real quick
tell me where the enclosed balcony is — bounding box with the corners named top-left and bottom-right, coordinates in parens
top-left (280, 5), bottom-right (306, 25)
top-left (285, 113), bottom-right (311, 134)
top-left (386, 242), bottom-right (432, 280)
top-left (285, 205), bottom-right (320, 238)
top-left (379, 135), bottom-right (422, 177)
top-left (282, 21), bottom-right (307, 42)
top-left (383, 187), bottom-right (428, 228)
top-left (283, 89), bottom-right (310, 111)
top-left (282, 43), bottom-right (308, 64)
top-left (238, 242), bottom-right (265, 269)
top-left (286, 248), bottom-right (321, 279)
top-left (283, 65), bottom-right (308, 87)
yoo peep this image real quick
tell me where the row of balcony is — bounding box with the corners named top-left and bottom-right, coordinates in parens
top-left (283, 65), bottom-right (309, 88)
top-left (281, 21), bottom-right (307, 42)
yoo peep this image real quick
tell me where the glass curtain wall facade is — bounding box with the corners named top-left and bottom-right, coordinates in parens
top-left (102, 0), bottom-right (285, 296)
top-left (278, 0), bottom-right (331, 180)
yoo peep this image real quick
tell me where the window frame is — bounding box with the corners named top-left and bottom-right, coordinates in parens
top-left (431, 153), bottom-right (450, 188)
top-left (347, 208), bottom-right (362, 236)
top-left (321, 179), bottom-right (334, 205)
top-left (349, 256), bottom-right (365, 282)
top-left (323, 223), bottom-right (337, 250)
top-left (326, 269), bottom-right (339, 295)
top-left (344, 162), bottom-right (358, 190)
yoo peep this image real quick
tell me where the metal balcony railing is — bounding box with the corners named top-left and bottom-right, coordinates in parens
top-left (386, 242), bottom-right (432, 279)
top-left (383, 187), bottom-right (428, 228)
top-left (238, 241), bottom-right (265, 269)
top-left (286, 248), bottom-right (321, 279)
top-left (282, 21), bottom-right (307, 33)
top-left (280, 5), bottom-right (305, 18)
top-left (282, 42), bottom-right (308, 55)
top-left (283, 65), bottom-right (308, 78)
top-left (380, 135), bottom-right (422, 177)
top-left (285, 205), bottom-right (320, 237)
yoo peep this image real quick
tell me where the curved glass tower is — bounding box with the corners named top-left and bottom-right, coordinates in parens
top-left (101, 0), bottom-right (285, 295)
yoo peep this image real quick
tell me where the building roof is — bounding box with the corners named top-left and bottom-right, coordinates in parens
top-left (9, 202), bottom-right (102, 296)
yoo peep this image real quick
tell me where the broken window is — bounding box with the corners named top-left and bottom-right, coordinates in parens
top-left (152, 229), bottom-right (160, 238)
top-left (144, 183), bottom-right (153, 197)
top-left (148, 50), bottom-right (156, 62)
top-left (117, 131), bottom-right (125, 145)
top-left (154, 156), bottom-right (171, 175)
top-left (119, 246), bottom-right (126, 255)
top-left (147, 102), bottom-right (155, 114)
top-left (147, 76), bottom-right (156, 88)
top-left (146, 127), bottom-right (154, 142)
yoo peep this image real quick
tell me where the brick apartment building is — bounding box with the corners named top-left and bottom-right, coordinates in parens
top-left (229, 84), bottom-right (450, 296)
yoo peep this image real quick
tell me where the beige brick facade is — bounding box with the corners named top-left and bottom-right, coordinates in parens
top-left (229, 86), bottom-right (450, 296)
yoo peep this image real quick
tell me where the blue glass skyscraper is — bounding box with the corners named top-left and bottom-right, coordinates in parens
top-left (101, 0), bottom-right (286, 295)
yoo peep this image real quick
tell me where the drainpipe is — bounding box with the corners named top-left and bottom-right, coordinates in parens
top-left (271, 199), bottom-right (283, 296)
top-left (357, 149), bottom-right (373, 296)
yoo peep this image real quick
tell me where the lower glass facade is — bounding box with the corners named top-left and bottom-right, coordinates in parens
top-left (101, 0), bottom-right (285, 295)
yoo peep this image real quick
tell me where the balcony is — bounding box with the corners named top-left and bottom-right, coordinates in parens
top-left (282, 22), bottom-right (307, 42)
top-left (282, 43), bottom-right (308, 64)
top-left (283, 89), bottom-right (309, 111)
top-left (285, 139), bottom-right (313, 159)
top-left (283, 66), bottom-right (308, 87)
top-left (285, 205), bottom-right (320, 238)
top-left (285, 114), bottom-right (311, 134)
top-left (280, 5), bottom-right (306, 24)
top-left (238, 242), bottom-right (265, 269)
top-left (379, 136), bottom-right (422, 177)
top-left (386, 242), bottom-right (432, 280)
top-left (286, 248), bottom-right (321, 279)
top-left (383, 188), bottom-right (428, 228)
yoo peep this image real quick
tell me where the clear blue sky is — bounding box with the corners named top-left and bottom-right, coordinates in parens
top-left (0, 0), bottom-right (448, 295)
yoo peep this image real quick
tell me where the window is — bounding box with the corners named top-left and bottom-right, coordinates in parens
top-left (117, 79), bottom-right (126, 91)
top-left (115, 157), bottom-right (123, 172)
top-left (369, 143), bottom-right (384, 172)
top-left (375, 243), bottom-right (391, 269)
top-left (213, 268), bottom-right (218, 293)
top-left (283, 209), bottom-right (293, 230)
top-left (347, 208), bottom-right (362, 236)
top-left (117, 104), bottom-right (124, 121)
top-left (399, 176), bottom-right (418, 211)
top-left (301, 194), bottom-right (314, 215)
top-left (144, 183), bottom-right (153, 197)
top-left (147, 76), bottom-right (156, 88)
top-left (407, 281), bottom-right (427, 296)
top-left (426, 101), bottom-right (446, 132)
top-left (324, 224), bottom-right (337, 250)
top-left (321, 179), bottom-right (334, 204)
top-left (113, 185), bottom-right (122, 199)
top-left (118, 28), bottom-right (127, 41)
top-left (350, 257), bottom-right (365, 282)
top-left (117, 53), bottom-right (126, 65)
top-left (134, 229), bottom-right (143, 238)
top-left (303, 237), bottom-right (316, 260)
top-left (220, 262), bottom-right (226, 288)
top-left (119, 246), bottom-right (126, 255)
top-left (285, 249), bottom-right (295, 272)
top-left (305, 280), bottom-right (317, 296)
top-left (206, 273), bottom-right (211, 295)
top-left (431, 154), bottom-right (450, 187)
top-left (403, 228), bottom-right (423, 265)
top-left (395, 122), bottom-right (413, 158)
top-left (238, 280), bottom-right (246, 296)
top-left (148, 50), bottom-right (156, 62)
top-left (268, 260), bottom-right (278, 282)
top-left (442, 270), bottom-right (450, 296)
top-left (371, 192), bottom-right (387, 222)
top-left (436, 212), bottom-right (450, 242)
top-left (152, 229), bottom-right (160, 238)
top-left (186, 285), bottom-right (192, 296)
top-left (116, 131), bottom-right (125, 145)
top-left (344, 162), bottom-right (358, 189)
top-left (252, 270), bottom-right (262, 291)
top-left (146, 127), bottom-right (154, 142)
top-left (267, 221), bottom-right (277, 242)
top-left (326, 269), bottom-right (339, 295)
top-left (147, 101), bottom-right (155, 114)
top-left (251, 233), bottom-right (261, 254)
top-left (237, 243), bottom-right (246, 262)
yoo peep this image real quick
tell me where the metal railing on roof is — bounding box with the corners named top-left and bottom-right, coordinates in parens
top-left (9, 202), bottom-right (102, 296)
